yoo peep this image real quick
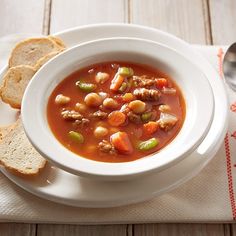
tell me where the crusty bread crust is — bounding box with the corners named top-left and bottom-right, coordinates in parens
top-left (34, 50), bottom-right (63, 70)
top-left (0, 65), bottom-right (36, 109)
top-left (9, 37), bottom-right (62, 67)
top-left (48, 35), bottom-right (66, 49)
top-left (0, 119), bottom-right (46, 176)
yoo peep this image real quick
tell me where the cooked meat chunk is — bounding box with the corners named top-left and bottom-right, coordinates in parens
top-left (158, 113), bottom-right (178, 131)
top-left (91, 110), bottom-right (108, 119)
top-left (127, 111), bottom-right (142, 124)
top-left (73, 118), bottom-right (90, 128)
top-left (98, 140), bottom-right (116, 154)
top-left (61, 110), bottom-right (82, 120)
top-left (133, 88), bottom-right (161, 101)
top-left (133, 75), bottom-right (156, 87)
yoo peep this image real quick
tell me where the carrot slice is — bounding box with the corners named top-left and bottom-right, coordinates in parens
top-left (110, 131), bottom-right (133, 154)
top-left (110, 74), bottom-right (125, 91)
top-left (108, 111), bottom-right (126, 126)
top-left (156, 78), bottom-right (168, 88)
top-left (143, 121), bottom-right (159, 135)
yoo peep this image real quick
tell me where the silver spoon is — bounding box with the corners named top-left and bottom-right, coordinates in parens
top-left (223, 43), bottom-right (236, 91)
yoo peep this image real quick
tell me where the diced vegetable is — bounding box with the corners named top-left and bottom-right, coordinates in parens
top-left (103, 98), bottom-right (119, 110)
top-left (118, 67), bottom-right (134, 77)
top-left (123, 93), bottom-right (134, 102)
top-left (156, 78), bottom-right (168, 88)
top-left (128, 100), bottom-right (146, 114)
top-left (141, 112), bottom-right (152, 122)
top-left (76, 81), bottom-right (97, 92)
top-left (118, 82), bottom-right (127, 93)
top-left (95, 72), bottom-right (110, 84)
top-left (94, 126), bottom-right (108, 138)
top-left (84, 93), bottom-right (102, 107)
top-left (110, 74), bottom-right (125, 91)
top-left (159, 104), bottom-right (171, 112)
top-left (138, 138), bottom-right (159, 151)
top-left (55, 94), bottom-right (70, 105)
top-left (143, 121), bottom-right (158, 135)
top-left (162, 87), bottom-right (176, 95)
top-left (68, 131), bottom-right (84, 144)
top-left (110, 131), bottom-right (133, 154)
top-left (108, 111), bottom-right (126, 126)
top-left (158, 112), bottom-right (178, 131)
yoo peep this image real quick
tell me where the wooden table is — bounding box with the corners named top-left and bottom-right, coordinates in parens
top-left (1, 0), bottom-right (236, 235)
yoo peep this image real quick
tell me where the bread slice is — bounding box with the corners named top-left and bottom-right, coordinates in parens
top-left (9, 37), bottom-right (62, 67)
top-left (0, 65), bottom-right (36, 109)
top-left (34, 50), bottom-right (63, 70)
top-left (0, 124), bottom-right (16, 142)
top-left (48, 35), bottom-right (66, 49)
top-left (0, 119), bottom-right (46, 176)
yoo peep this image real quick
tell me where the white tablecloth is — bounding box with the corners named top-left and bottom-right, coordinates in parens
top-left (0, 35), bottom-right (235, 223)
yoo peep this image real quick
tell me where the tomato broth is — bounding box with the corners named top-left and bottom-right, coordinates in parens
top-left (47, 61), bottom-right (185, 162)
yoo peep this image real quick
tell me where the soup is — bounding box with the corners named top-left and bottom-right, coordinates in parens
top-left (47, 61), bottom-right (185, 162)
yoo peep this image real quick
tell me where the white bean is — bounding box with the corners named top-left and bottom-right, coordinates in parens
top-left (94, 126), bottom-right (108, 138)
top-left (75, 103), bottom-right (87, 113)
top-left (103, 98), bottom-right (119, 110)
top-left (95, 72), bottom-right (110, 84)
top-left (128, 100), bottom-right (146, 114)
top-left (84, 93), bottom-right (102, 107)
top-left (55, 94), bottom-right (70, 105)
top-left (159, 104), bottom-right (171, 112)
top-left (98, 92), bottom-right (108, 100)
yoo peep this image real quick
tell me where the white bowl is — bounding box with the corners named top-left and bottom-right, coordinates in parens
top-left (22, 37), bottom-right (214, 181)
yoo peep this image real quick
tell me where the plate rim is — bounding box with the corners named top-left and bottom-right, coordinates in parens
top-left (0, 23), bottom-right (228, 207)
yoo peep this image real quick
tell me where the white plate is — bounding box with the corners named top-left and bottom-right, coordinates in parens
top-left (0, 24), bottom-right (228, 207)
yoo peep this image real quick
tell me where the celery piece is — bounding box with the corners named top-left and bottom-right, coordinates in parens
top-left (76, 81), bottom-right (97, 92)
top-left (118, 67), bottom-right (134, 77)
top-left (118, 82), bottom-right (128, 93)
top-left (138, 138), bottom-right (159, 151)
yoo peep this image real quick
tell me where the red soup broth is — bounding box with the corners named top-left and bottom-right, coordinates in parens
top-left (47, 61), bottom-right (185, 163)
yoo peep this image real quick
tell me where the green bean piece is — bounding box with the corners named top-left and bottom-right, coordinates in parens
top-left (118, 67), bottom-right (134, 77)
top-left (118, 82), bottom-right (127, 93)
top-left (76, 81), bottom-right (97, 92)
top-left (138, 138), bottom-right (159, 151)
top-left (68, 131), bottom-right (84, 144)
top-left (141, 112), bottom-right (152, 122)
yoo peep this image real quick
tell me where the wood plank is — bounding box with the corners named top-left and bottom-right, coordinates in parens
top-left (209, 0), bottom-right (236, 45)
top-left (133, 223), bottom-right (229, 236)
top-left (50, 0), bottom-right (127, 33)
top-left (37, 224), bottom-right (128, 236)
top-left (130, 0), bottom-right (211, 44)
top-left (0, 0), bottom-right (45, 37)
top-left (0, 223), bottom-right (36, 236)
top-left (230, 224), bottom-right (236, 236)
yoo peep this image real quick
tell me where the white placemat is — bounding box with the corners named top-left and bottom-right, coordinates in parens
top-left (0, 36), bottom-right (235, 223)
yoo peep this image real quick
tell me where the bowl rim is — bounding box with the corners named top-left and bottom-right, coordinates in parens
top-left (21, 37), bottom-right (214, 179)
